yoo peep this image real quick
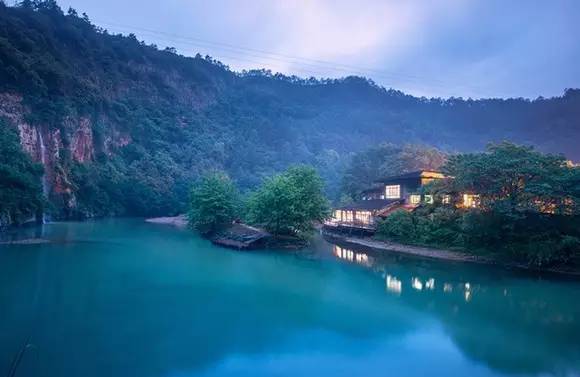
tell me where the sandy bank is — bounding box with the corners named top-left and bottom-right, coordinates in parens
top-left (324, 232), bottom-right (490, 264)
top-left (145, 215), bottom-right (188, 228)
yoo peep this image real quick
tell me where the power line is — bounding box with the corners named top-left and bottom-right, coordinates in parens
top-left (93, 19), bottom-right (508, 98)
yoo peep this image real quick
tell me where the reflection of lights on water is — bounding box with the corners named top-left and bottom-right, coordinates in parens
top-left (333, 244), bottom-right (479, 303)
top-left (386, 275), bottom-right (402, 295)
top-left (464, 282), bottom-right (472, 302)
top-left (355, 253), bottom-right (369, 264)
top-left (411, 277), bottom-right (423, 291)
top-left (333, 246), bottom-right (354, 261)
top-left (333, 245), bottom-right (371, 266)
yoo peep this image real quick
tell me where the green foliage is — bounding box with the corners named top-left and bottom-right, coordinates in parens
top-left (0, 3), bottom-right (579, 223)
top-left (442, 142), bottom-right (578, 215)
top-left (376, 206), bottom-right (462, 247)
top-left (247, 165), bottom-right (330, 236)
top-left (0, 120), bottom-right (43, 226)
top-left (376, 210), bottom-right (415, 241)
top-left (341, 143), bottom-right (447, 199)
top-left (188, 171), bottom-right (239, 235)
top-left (376, 143), bottom-right (580, 267)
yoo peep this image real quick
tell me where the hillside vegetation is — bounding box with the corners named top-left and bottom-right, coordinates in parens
top-left (0, 1), bottom-right (579, 222)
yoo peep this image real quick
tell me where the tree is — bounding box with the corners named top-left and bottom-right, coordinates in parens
top-left (442, 142), bottom-right (578, 215)
top-left (247, 165), bottom-right (330, 236)
top-left (0, 122), bottom-right (44, 226)
top-left (341, 143), bottom-right (447, 200)
top-left (383, 142), bottom-right (580, 266)
top-left (188, 171), bottom-right (239, 235)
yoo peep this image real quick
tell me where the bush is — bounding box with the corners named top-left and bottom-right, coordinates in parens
top-left (376, 210), bottom-right (416, 242)
top-left (509, 235), bottom-right (580, 267)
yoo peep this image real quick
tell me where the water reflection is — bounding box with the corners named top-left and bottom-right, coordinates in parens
top-left (333, 245), bottom-right (373, 267)
top-left (333, 245), bottom-right (475, 302)
top-left (1, 221), bottom-right (579, 377)
top-left (330, 242), bottom-right (580, 376)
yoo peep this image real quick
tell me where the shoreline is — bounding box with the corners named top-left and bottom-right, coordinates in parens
top-left (322, 230), bottom-right (580, 278)
top-left (145, 215), bottom-right (188, 228)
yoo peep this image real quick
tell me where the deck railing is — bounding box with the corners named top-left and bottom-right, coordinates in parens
top-left (324, 218), bottom-right (377, 230)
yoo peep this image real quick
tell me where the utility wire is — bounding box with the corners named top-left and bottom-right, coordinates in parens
top-left (93, 19), bottom-right (508, 98)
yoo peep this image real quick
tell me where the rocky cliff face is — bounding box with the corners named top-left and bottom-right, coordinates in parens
top-left (0, 92), bottom-right (129, 218)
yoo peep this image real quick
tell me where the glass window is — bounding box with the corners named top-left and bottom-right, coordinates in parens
top-left (355, 211), bottom-right (372, 224)
top-left (344, 211), bottom-right (354, 222)
top-left (385, 185), bottom-right (401, 199)
top-left (410, 194), bottom-right (421, 205)
top-left (463, 194), bottom-right (480, 208)
top-left (424, 195), bottom-right (434, 204)
top-left (442, 195), bottom-right (451, 204)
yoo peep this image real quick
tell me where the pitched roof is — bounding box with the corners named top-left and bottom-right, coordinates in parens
top-left (360, 185), bottom-right (384, 195)
top-left (375, 170), bottom-right (445, 183)
top-left (336, 199), bottom-right (402, 211)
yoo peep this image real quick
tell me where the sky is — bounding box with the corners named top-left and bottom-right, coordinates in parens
top-left (56, 0), bottom-right (580, 99)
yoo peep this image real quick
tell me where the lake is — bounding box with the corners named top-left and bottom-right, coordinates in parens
top-left (1, 219), bottom-right (579, 377)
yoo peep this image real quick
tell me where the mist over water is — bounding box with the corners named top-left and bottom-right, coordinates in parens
top-left (1, 219), bottom-right (579, 377)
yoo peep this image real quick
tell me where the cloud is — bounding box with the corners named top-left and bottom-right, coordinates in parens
top-left (60, 0), bottom-right (580, 98)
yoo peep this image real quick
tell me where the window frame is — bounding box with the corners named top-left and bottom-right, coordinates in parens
top-left (385, 185), bottom-right (401, 199)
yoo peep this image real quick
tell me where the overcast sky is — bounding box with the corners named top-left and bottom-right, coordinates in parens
top-left (57, 0), bottom-right (580, 99)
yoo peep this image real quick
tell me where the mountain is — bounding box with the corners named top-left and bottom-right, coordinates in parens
top-left (0, 1), bottom-right (579, 224)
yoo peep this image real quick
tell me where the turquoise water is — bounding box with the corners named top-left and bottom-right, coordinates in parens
top-left (1, 219), bottom-right (579, 377)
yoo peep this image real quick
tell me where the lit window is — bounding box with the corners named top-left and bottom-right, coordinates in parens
top-left (355, 211), bottom-right (372, 224)
top-left (385, 185), bottom-right (401, 199)
top-left (344, 211), bottom-right (354, 222)
top-left (463, 194), bottom-right (480, 208)
top-left (442, 195), bottom-right (451, 204)
top-left (410, 194), bottom-right (421, 205)
top-left (424, 195), bottom-right (434, 204)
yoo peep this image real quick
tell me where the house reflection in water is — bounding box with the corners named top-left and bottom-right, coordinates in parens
top-left (411, 277), bottom-right (423, 291)
top-left (333, 245), bottom-right (373, 267)
top-left (331, 244), bottom-right (474, 302)
top-left (328, 240), bottom-right (580, 375)
top-left (386, 275), bottom-right (402, 295)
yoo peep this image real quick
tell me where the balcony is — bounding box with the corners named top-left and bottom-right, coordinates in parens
top-left (323, 217), bottom-right (377, 231)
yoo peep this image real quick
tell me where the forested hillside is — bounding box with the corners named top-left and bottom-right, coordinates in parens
top-left (0, 1), bottom-right (579, 224)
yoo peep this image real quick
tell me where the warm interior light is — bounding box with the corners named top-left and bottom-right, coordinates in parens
top-left (385, 185), bottom-right (401, 199)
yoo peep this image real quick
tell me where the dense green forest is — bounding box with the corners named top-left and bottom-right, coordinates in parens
top-left (376, 143), bottom-right (580, 266)
top-left (0, 1), bottom-right (579, 223)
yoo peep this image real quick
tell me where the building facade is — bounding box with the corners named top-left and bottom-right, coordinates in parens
top-left (325, 170), bottom-right (448, 232)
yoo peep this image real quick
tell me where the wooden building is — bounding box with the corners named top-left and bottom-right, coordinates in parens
top-left (325, 170), bottom-right (447, 232)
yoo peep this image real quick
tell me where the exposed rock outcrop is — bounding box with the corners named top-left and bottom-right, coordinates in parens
top-left (69, 117), bottom-right (94, 163)
top-left (0, 92), bottom-right (125, 218)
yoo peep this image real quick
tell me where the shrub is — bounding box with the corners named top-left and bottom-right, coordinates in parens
top-left (376, 210), bottom-right (416, 242)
